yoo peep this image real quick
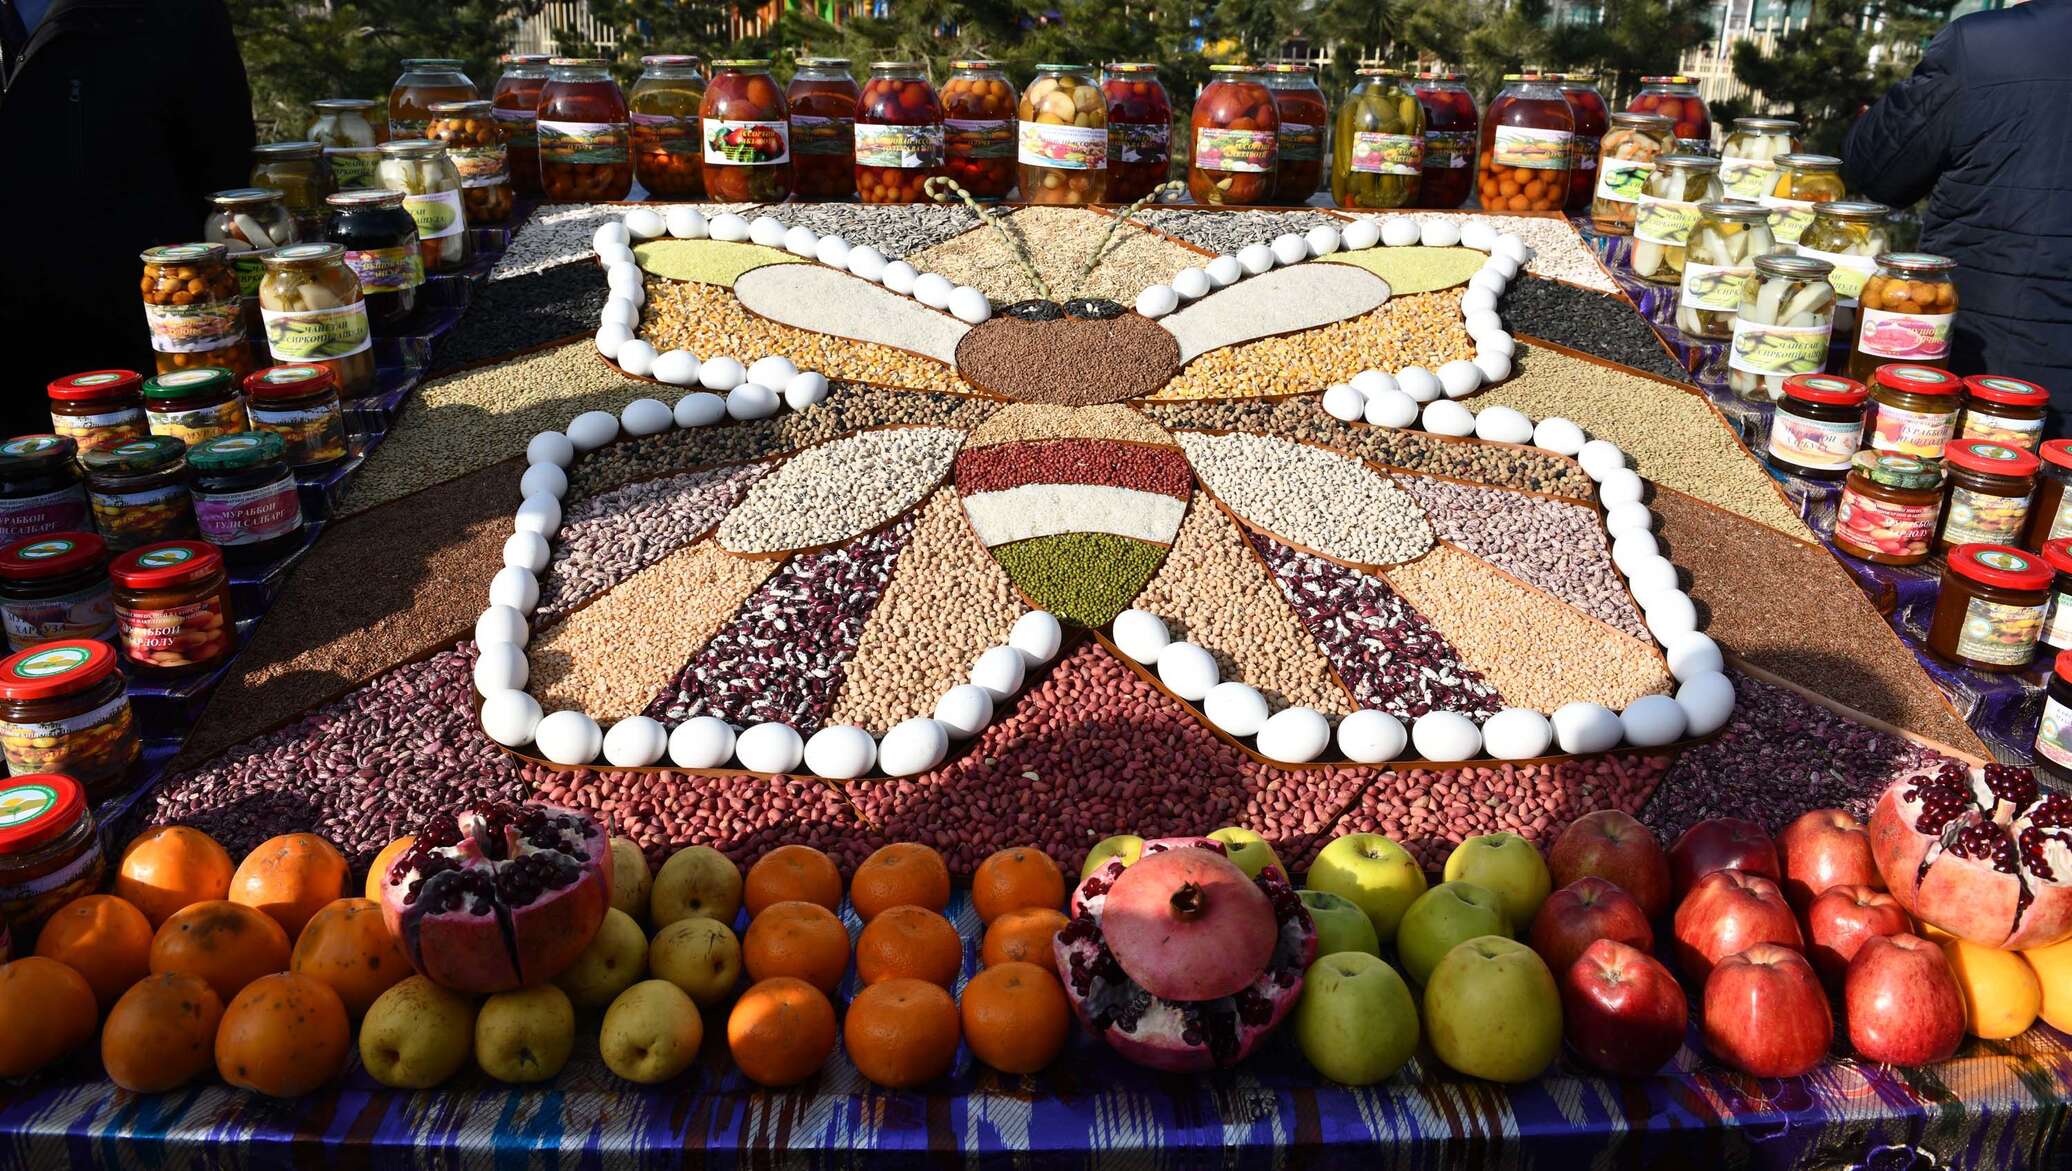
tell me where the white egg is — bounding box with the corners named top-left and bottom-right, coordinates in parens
top-left (1206, 255), bottom-right (1244, 286)
top-left (881, 260), bottom-right (919, 294)
top-left (1495, 233), bottom-right (1532, 264)
top-left (535, 711), bottom-right (602, 765)
top-left (1422, 400), bottom-right (1476, 437)
top-left (502, 530), bottom-right (549, 573)
top-left (698, 355), bottom-right (746, 391)
top-left (1472, 351), bottom-right (1515, 385)
top-left (734, 722), bottom-right (804, 774)
top-left (932, 684), bottom-right (995, 739)
top-left (473, 643), bottom-right (529, 695)
top-left (1156, 641), bottom-right (1220, 701)
top-left (1665, 631), bottom-right (1725, 682)
top-left (784, 371), bottom-right (830, 411)
top-left (673, 391), bottom-right (726, 427)
top-left (603, 716), bottom-right (669, 767)
top-left (595, 321), bottom-right (633, 360)
top-left (1256, 707), bottom-right (1331, 762)
top-left (1472, 406), bottom-right (1535, 445)
top-left (519, 463), bottom-right (567, 503)
top-left (1364, 389), bottom-right (1420, 429)
top-left (1464, 308), bottom-right (1505, 337)
top-left (621, 397), bottom-right (674, 437)
top-left (1597, 469), bottom-right (1646, 507)
top-left (1552, 702), bottom-right (1624, 754)
top-left (1322, 384), bottom-right (1367, 422)
top-left (596, 241), bottom-right (636, 269)
top-left (615, 340), bottom-right (657, 377)
top-left (1645, 592), bottom-right (1700, 641)
top-left (782, 224), bottom-right (820, 257)
top-left (726, 383), bottom-right (780, 420)
top-left (747, 215), bottom-right (787, 247)
top-left (1610, 532), bottom-right (1660, 574)
top-left (1483, 253), bottom-right (1520, 279)
top-left (1624, 554), bottom-right (1681, 599)
top-left (1460, 287), bottom-right (1497, 315)
top-left (1269, 233), bottom-right (1309, 266)
top-left (1351, 369), bottom-right (1398, 396)
top-left (879, 717), bottom-right (950, 777)
top-left (475, 604), bottom-right (529, 648)
top-left (1305, 225), bottom-right (1343, 256)
top-left (1481, 708), bottom-right (1553, 760)
top-left (1009, 610), bottom-right (1063, 664)
top-left (652, 349), bottom-right (701, 386)
top-left (1172, 267), bottom-right (1212, 300)
top-left (1419, 218), bottom-right (1462, 248)
top-left (911, 272), bottom-right (954, 309)
top-left (526, 431), bottom-right (575, 468)
top-left (846, 244), bottom-right (888, 282)
top-left (593, 221), bottom-right (630, 250)
top-left (804, 725), bottom-right (876, 779)
top-left (1468, 269), bottom-right (1508, 297)
top-left (1458, 220), bottom-right (1497, 251)
top-left (1111, 609), bottom-right (1170, 664)
top-left (1477, 331), bottom-right (1517, 359)
top-left (668, 716), bottom-right (737, 769)
top-left (665, 205), bottom-right (708, 239)
top-left (480, 689), bottom-right (543, 747)
top-left (813, 235), bottom-right (852, 269)
top-left (1341, 218), bottom-right (1382, 250)
top-left (601, 296), bottom-right (640, 330)
top-left (566, 410), bottom-right (619, 451)
top-left (1396, 365), bottom-right (1442, 403)
top-left (1337, 709), bottom-right (1406, 763)
top-left (1620, 694), bottom-right (1687, 747)
top-left (1203, 682), bottom-right (1270, 737)
top-left (948, 286), bottom-right (992, 324)
top-left (748, 356), bottom-right (798, 388)
top-left (1603, 501), bottom-right (1654, 538)
top-left (489, 565), bottom-right (539, 613)
top-left (1135, 285), bottom-right (1180, 318)
top-left (514, 494), bottom-right (561, 539)
top-left (622, 207), bottom-right (665, 240)
top-left (1411, 711), bottom-right (1482, 761)
top-left (1236, 243), bottom-right (1276, 275)
top-left (1578, 439), bottom-right (1627, 480)
top-left (1437, 359), bottom-right (1483, 399)
top-left (1676, 671), bottom-right (1736, 736)
top-left (1380, 216), bottom-right (1421, 247)
top-left (970, 645), bottom-right (1026, 699)
top-left (708, 213), bottom-right (750, 242)
top-left (606, 262), bottom-right (644, 297)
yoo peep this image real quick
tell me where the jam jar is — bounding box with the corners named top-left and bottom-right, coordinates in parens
top-left (0, 641), bottom-right (140, 797)
top-left (0, 437), bottom-right (89, 545)
top-left (2041, 542), bottom-right (2072, 654)
top-left (258, 244), bottom-right (375, 398)
top-left (82, 438), bottom-right (196, 552)
top-left (1189, 66), bottom-right (1277, 207)
top-left (427, 100), bottom-right (512, 224)
top-left (786, 58), bottom-right (857, 200)
top-left (1719, 117), bottom-right (1800, 202)
top-left (2038, 648), bottom-right (2072, 785)
top-left (628, 55), bottom-right (706, 199)
top-left (109, 541), bottom-right (235, 674)
top-left (1478, 73), bottom-right (1572, 213)
top-left (1264, 63), bottom-right (1328, 204)
top-left (1630, 155), bottom-right (1722, 285)
top-left (1411, 71), bottom-right (1477, 209)
top-left (375, 140), bottom-right (471, 273)
top-left (1766, 373), bottom-right (1868, 479)
top-left (389, 58), bottom-right (478, 140)
top-left (248, 142), bottom-right (335, 238)
top-left (1558, 72), bottom-right (1609, 214)
top-left (1796, 200), bottom-right (1894, 339)
top-left (1626, 74), bottom-right (1711, 150)
top-left (1590, 113), bottom-right (1672, 235)
top-left (855, 62), bottom-right (944, 205)
top-left (1833, 451), bottom-right (1944, 566)
top-left (1332, 68), bottom-right (1425, 210)
top-left (46, 371), bottom-right (148, 456)
top-left (0, 534), bottom-right (115, 653)
top-left (1101, 63), bottom-right (1171, 204)
top-left (1938, 439), bottom-right (2038, 552)
top-left (704, 60), bottom-right (793, 202)
top-left (1849, 252), bottom-right (1959, 379)
top-left (1759, 153), bottom-right (1846, 245)
top-left (188, 432), bottom-right (304, 563)
top-left (243, 364), bottom-right (349, 467)
top-left (1927, 544), bottom-right (2052, 672)
top-left (309, 98), bottom-right (383, 189)
top-left (144, 368), bottom-right (248, 449)
top-left (940, 60), bottom-right (1016, 200)
top-left (1961, 375), bottom-right (2050, 451)
top-left (1727, 253), bottom-right (1834, 402)
top-left (537, 58), bottom-right (632, 201)
top-left (139, 244), bottom-right (252, 377)
top-left (1020, 64), bottom-right (1109, 205)
top-left (326, 189), bottom-right (421, 334)
top-left (493, 54), bottom-right (551, 196)
top-left (1865, 363), bottom-right (1962, 460)
top-left (2026, 441), bottom-right (2072, 550)
top-left (0, 773), bottom-right (106, 934)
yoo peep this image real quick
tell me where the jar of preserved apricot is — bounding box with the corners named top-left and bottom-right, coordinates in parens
top-left (628, 55), bottom-right (706, 199)
top-left (1848, 252), bottom-right (1959, 380)
top-left (1626, 74), bottom-right (1710, 151)
top-left (537, 58), bottom-right (631, 201)
top-left (1019, 65), bottom-right (1108, 205)
top-left (0, 772), bottom-right (107, 934)
top-left (1411, 72), bottom-right (1476, 209)
top-left (1478, 74), bottom-right (1572, 213)
top-left (427, 100), bottom-right (511, 224)
top-left (941, 61), bottom-right (1015, 200)
top-left (139, 244), bottom-right (253, 378)
top-left (142, 368), bottom-right (249, 449)
top-left (108, 541), bottom-right (235, 675)
top-left (1961, 374), bottom-right (2050, 451)
top-left (786, 58), bottom-right (857, 200)
top-left (1590, 112), bottom-right (1672, 235)
top-left (0, 533), bottom-right (116, 653)
top-left (1101, 63), bottom-right (1170, 204)
top-left (1189, 65), bottom-right (1276, 206)
top-left (82, 437), bottom-right (197, 552)
top-left (1331, 68), bottom-right (1424, 210)
top-left (1759, 153), bottom-right (1845, 245)
top-left (46, 371), bottom-right (148, 456)
top-left (1264, 63), bottom-right (1327, 204)
top-left (1928, 544), bottom-right (2051, 672)
top-left (703, 60), bottom-right (792, 203)
top-left (308, 98), bottom-right (382, 188)
top-left (0, 641), bottom-right (139, 798)
top-left (389, 58), bottom-right (478, 140)
top-left (1558, 72), bottom-right (1608, 214)
top-left (854, 62), bottom-right (943, 204)
top-left (493, 55), bottom-right (551, 196)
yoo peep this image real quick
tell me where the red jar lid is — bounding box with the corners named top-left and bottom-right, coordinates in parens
top-left (242, 364), bottom-right (337, 402)
top-left (1872, 364), bottom-right (1961, 395)
top-left (47, 370), bottom-right (142, 403)
top-left (109, 541), bottom-right (224, 591)
top-left (2057, 647), bottom-right (2072, 686)
top-left (1963, 374), bottom-right (2049, 408)
top-left (0, 640), bottom-right (118, 702)
top-left (2042, 440), bottom-right (2072, 472)
top-left (1782, 373), bottom-right (1868, 406)
top-left (0, 773), bottom-right (86, 854)
top-left (1945, 438), bottom-right (2041, 478)
top-left (2044, 538), bottom-right (2072, 577)
top-left (1948, 544), bottom-right (2055, 592)
top-left (0, 533), bottom-right (107, 582)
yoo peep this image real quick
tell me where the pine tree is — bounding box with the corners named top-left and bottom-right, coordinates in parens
top-left (1730, 0), bottom-right (1957, 152)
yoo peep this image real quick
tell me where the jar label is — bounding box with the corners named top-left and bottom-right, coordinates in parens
top-left (402, 189), bottom-right (466, 242)
top-left (194, 477), bottom-right (303, 546)
top-left (252, 403), bottom-right (350, 465)
top-left (540, 119), bottom-right (631, 166)
top-left (788, 114), bottom-right (851, 157)
top-left (1278, 121), bottom-right (1324, 162)
top-left (451, 144), bottom-right (510, 188)
top-left (1490, 125), bottom-right (1572, 171)
top-left (0, 485), bottom-right (89, 545)
top-left (1867, 402), bottom-right (1957, 460)
top-left (143, 300), bottom-right (245, 355)
top-left (1942, 485), bottom-right (2032, 548)
top-left (1757, 195), bottom-right (1818, 244)
top-left (1633, 196), bottom-right (1700, 247)
top-left (116, 597), bottom-right (229, 670)
top-left (630, 112), bottom-right (702, 158)
top-left (939, 118), bottom-right (1011, 162)
top-left (1962, 409), bottom-right (2046, 450)
top-left (1719, 157), bottom-right (1777, 200)
top-left (1021, 121), bottom-right (1109, 170)
top-left (1594, 157), bottom-right (1654, 204)
top-left (703, 119), bottom-right (790, 165)
top-left (88, 483), bottom-right (192, 551)
top-left (1109, 121), bottom-right (1169, 165)
top-left (1349, 132), bottom-right (1422, 176)
top-left (49, 407), bottom-right (147, 454)
top-left (1728, 320), bottom-right (1831, 377)
top-left (1, 579), bottom-right (115, 654)
top-left (0, 693), bottom-right (134, 780)
top-left (1798, 246), bottom-right (1877, 304)
top-left (2045, 594), bottom-right (2072, 652)
top-left (855, 122), bottom-right (945, 169)
top-left (1423, 130), bottom-right (1475, 170)
top-left (1192, 126), bottom-right (1275, 173)
top-left (1956, 594), bottom-right (2045, 667)
top-left (261, 302), bottom-right (372, 363)
top-left (1858, 308), bottom-right (1955, 361)
top-left (324, 147), bottom-right (377, 188)
top-left (234, 254), bottom-right (266, 299)
top-left (1768, 407), bottom-right (1863, 472)
top-left (343, 244), bottom-right (425, 294)
top-left (2040, 696), bottom-right (2072, 768)
top-left (493, 105), bottom-right (538, 149)
top-left (147, 399), bottom-right (247, 450)
top-left (1836, 486), bottom-right (1937, 560)
top-left (1679, 261), bottom-right (1751, 313)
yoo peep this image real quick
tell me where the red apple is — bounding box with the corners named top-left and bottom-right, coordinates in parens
top-left (1804, 884), bottom-right (1911, 987)
top-left (1702, 943), bottom-right (1833, 1077)
top-left (1562, 938), bottom-right (1688, 1076)
top-left (1529, 876), bottom-right (1655, 977)
top-left (1777, 809), bottom-right (1882, 910)
top-left (1549, 810), bottom-right (1673, 919)
top-left (1673, 869), bottom-right (1802, 986)
top-left (1670, 817), bottom-right (1781, 897)
top-left (1844, 933), bottom-right (1964, 1065)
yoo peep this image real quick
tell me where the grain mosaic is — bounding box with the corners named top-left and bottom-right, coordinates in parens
top-left (1176, 431), bottom-right (1433, 566)
top-left (1149, 292), bottom-right (1475, 401)
top-left (536, 462), bottom-right (772, 625)
top-left (716, 427), bottom-right (961, 554)
top-left (905, 206), bottom-right (1203, 305)
top-left (638, 277), bottom-right (964, 393)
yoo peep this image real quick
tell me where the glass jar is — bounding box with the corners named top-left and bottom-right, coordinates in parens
top-left (1849, 252), bottom-right (1959, 380)
top-left (628, 55), bottom-right (706, 200)
top-left (1927, 544), bottom-right (2051, 672)
top-left (1630, 156), bottom-right (1722, 285)
top-left (427, 100), bottom-right (512, 224)
top-left (138, 244), bottom-right (252, 377)
top-left (537, 58), bottom-right (632, 202)
top-left (0, 641), bottom-right (139, 797)
top-left (188, 432), bottom-right (304, 563)
top-left (203, 186), bottom-right (296, 255)
top-left (1477, 73), bottom-right (1572, 213)
top-left (2044, 542), bottom-right (2072, 654)
top-left (0, 773), bottom-right (105, 935)
top-left (1558, 73), bottom-right (1609, 214)
top-left (1101, 63), bottom-right (1171, 204)
top-left (0, 534), bottom-right (115, 653)
top-left (2038, 647), bottom-right (2072, 785)
top-left (1411, 72), bottom-right (1477, 209)
top-left (493, 55), bottom-right (551, 196)
top-left (1727, 253), bottom-right (1835, 402)
top-left (308, 99), bottom-right (383, 189)
top-left (389, 58), bottom-right (478, 140)
top-left (1626, 74), bottom-right (1710, 151)
top-left (46, 371), bottom-right (148, 456)
top-left (1759, 153), bottom-right (1846, 245)
top-left (786, 58), bottom-right (857, 200)
top-left (1939, 439), bottom-right (2038, 552)
top-left (2027, 441), bottom-right (2072, 551)
top-left (142, 368), bottom-right (249, 448)
top-left (375, 140), bottom-right (471, 273)
top-left (109, 541), bottom-right (235, 674)
top-left (1188, 66), bottom-right (1276, 207)
top-left (703, 60), bottom-right (793, 203)
top-left (1589, 112), bottom-right (1673, 235)
top-left (1797, 200), bottom-right (1894, 339)
top-left (854, 62), bottom-right (944, 205)
top-left (326, 189), bottom-right (421, 335)
top-left (939, 60), bottom-right (1016, 200)
top-left (1961, 375), bottom-right (2050, 452)
top-left (1331, 68), bottom-right (1425, 210)
top-left (1264, 63), bottom-right (1328, 204)
top-left (1834, 451), bottom-right (1944, 566)
top-left (82, 438), bottom-right (196, 552)
top-left (1020, 64), bottom-right (1109, 206)
top-left (1865, 363), bottom-right (1963, 460)
top-left (243, 364), bottom-right (348, 466)
top-left (1766, 373), bottom-right (1869, 480)
top-left (1719, 117), bottom-right (1800, 202)
top-left (249, 142), bottom-right (334, 238)
top-left (257, 243), bottom-right (374, 399)
top-left (0, 437), bottom-right (89, 545)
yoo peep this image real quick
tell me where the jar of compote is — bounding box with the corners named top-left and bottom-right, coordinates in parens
top-left (492, 54), bottom-right (551, 196)
top-left (427, 100), bottom-right (512, 224)
top-left (1411, 71), bottom-right (1477, 209)
top-left (388, 58), bottom-right (478, 141)
top-left (1676, 200), bottom-right (1782, 340)
top-left (537, 58), bottom-right (631, 201)
top-left (1849, 252), bottom-right (1960, 380)
top-left (1719, 116), bottom-right (1800, 202)
top-left (1589, 112), bottom-right (1672, 235)
top-left (1759, 152), bottom-right (1846, 245)
top-left (628, 55), bottom-right (705, 199)
top-left (942, 61), bottom-right (1016, 200)
top-left (1627, 74), bottom-right (1711, 152)
top-left (1797, 199), bottom-right (1893, 340)
top-left (1630, 155), bottom-right (1722, 285)
top-left (1101, 63), bottom-right (1171, 204)
top-left (1558, 72), bottom-right (1609, 214)
top-left (1019, 65), bottom-right (1108, 205)
top-left (1477, 73), bottom-right (1572, 213)
top-left (307, 99), bottom-right (382, 189)
top-left (703, 60), bottom-right (793, 202)
top-left (138, 244), bottom-right (253, 378)
top-left (854, 62), bottom-right (943, 204)
top-left (786, 58), bottom-right (857, 200)
top-left (374, 140), bottom-right (471, 272)
top-left (1264, 63), bottom-right (1328, 204)
top-left (1331, 68), bottom-right (1424, 210)
top-left (1188, 65), bottom-right (1277, 207)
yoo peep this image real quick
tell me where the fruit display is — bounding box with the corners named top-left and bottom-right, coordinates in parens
top-left (1869, 762), bottom-right (2072, 950)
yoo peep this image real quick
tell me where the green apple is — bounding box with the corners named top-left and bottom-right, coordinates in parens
top-left (1208, 827), bottom-right (1286, 881)
top-left (1396, 881), bottom-right (1511, 986)
top-left (1306, 833), bottom-right (1428, 945)
top-left (1442, 833), bottom-right (1552, 929)
top-left (1298, 890), bottom-right (1381, 958)
top-left (1293, 952), bottom-right (1419, 1085)
top-left (1080, 834), bottom-right (1145, 881)
top-left (1421, 935), bottom-right (1562, 1083)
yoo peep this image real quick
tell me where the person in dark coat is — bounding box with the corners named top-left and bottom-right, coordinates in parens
top-left (0, 0), bottom-right (255, 438)
top-left (1843, 0), bottom-right (2072, 430)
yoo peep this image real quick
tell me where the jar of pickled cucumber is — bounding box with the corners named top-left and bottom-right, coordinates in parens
top-left (1797, 200), bottom-right (1893, 339)
top-left (1101, 63), bottom-right (1171, 204)
top-left (1558, 73), bottom-right (1609, 214)
top-left (375, 140), bottom-right (471, 273)
top-left (787, 58), bottom-right (857, 200)
top-left (389, 58), bottom-right (478, 140)
top-left (257, 243), bottom-right (375, 399)
top-left (703, 60), bottom-right (793, 203)
top-left (855, 62), bottom-right (944, 205)
top-left (1331, 69), bottom-right (1424, 210)
top-left (537, 58), bottom-right (632, 201)
top-left (1719, 117), bottom-right (1800, 202)
top-left (1478, 73), bottom-right (1572, 213)
top-left (493, 55), bottom-right (552, 196)
top-left (1412, 72), bottom-right (1477, 209)
top-left (248, 142), bottom-right (334, 238)
top-left (1019, 65), bottom-right (1108, 205)
top-left (1189, 65), bottom-right (1277, 206)
top-left (427, 100), bottom-right (511, 224)
top-left (1627, 74), bottom-right (1711, 151)
top-left (1677, 201), bottom-right (1782, 340)
top-left (1589, 112), bottom-right (1672, 235)
top-left (943, 61), bottom-right (1016, 200)
top-left (1759, 153), bottom-right (1845, 245)
top-left (308, 99), bottom-right (382, 188)
top-left (1264, 63), bottom-right (1328, 204)
top-left (325, 189), bottom-right (421, 334)
top-left (628, 55), bottom-right (706, 199)
top-left (1630, 155), bottom-right (1721, 285)
top-left (1849, 252), bottom-right (1960, 380)
top-left (1728, 252), bottom-right (1836, 402)
top-left (138, 244), bottom-right (253, 378)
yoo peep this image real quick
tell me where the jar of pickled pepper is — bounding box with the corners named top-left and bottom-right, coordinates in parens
top-left (82, 437), bottom-right (197, 552)
top-left (1590, 112), bottom-right (1672, 235)
top-left (248, 142), bottom-right (335, 239)
top-left (628, 55), bottom-right (706, 199)
top-left (427, 100), bottom-right (511, 224)
top-left (1927, 544), bottom-right (2051, 672)
top-left (1558, 72), bottom-right (1609, 214)
top-left (0, 772), bottom-right (107, 934)
top-left (0, 437), bottom-right (89, 549)
top-left (1331, 69), bottom-right (1424, 210)
top-left (787, 58), bottom-right (857, 200)
top-left (375, 140), bottom-right (471, 273)
top-left (1849, 252), bottom-right (1959, 380)
top-left (1478, 73), bottom-right (1572, 213)
top-left (1019, 64), bottom-right (1108, 205)
top-left (1961, 375), bottom-right (2050, 451)
top-left (1759, 153), bottom-right (1846, 245)
top-left (46, 371), bottom-right (148, 456)
top-left (1101, 63), bottom-right (1171, 204)
top-left (142, 368), bottom-right (249, 449)
top-left (855, 62), bottom-right (944, 204)
top-left (1834, 451), bottom-right (1944, 566)
top-left (0, 641), bottom-right (140, 798)
top-left (139, 244), bottom-right (253, 377)
top-left (1938, 439), bottom-right (2038, 552)
top-left (1264, 63), bottom-right (1327, 204)
top-left (537, 58), bottom-right (632, 202)
top-left (942, 61), bottom-right (1016, 200)
top-left (1626, 74), bottom-right (1711, 151)
top-left (1189, 65), bottom-right (1276, 206)
top-left (0, 533), bottom-right (116, 654)
top-left (308, 98), bottom-right (382, 188)
top-left (389, 58), bottom-right (478, 140)
top-left (109, 541), bottom-right (235, 675)
top-left (1412, 72), bottom-right (1477, 209)
top-left (492, 55), bottom-right (551, 196)
top-left (703, 60), bottom-right (793, 203)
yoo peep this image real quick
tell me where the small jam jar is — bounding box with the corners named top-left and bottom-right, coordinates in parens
top-left (2039, 539), bottom-right (2072, 654)
top-left (1938, 439), bottom-right (2039, 552)
top-left (188, 432), bottom-right (305, 563)
top-left (82, 437), bottom-right (197, 553)
top-left (142, 368), bottom-right (251, 448)
top-left (2039, 649), bottom-right (2072, 786)
top-left (110, 541), bottom-right (236, 675)
top-left (1927, 544), bottom-right (2052, 672)
top-left (0, 641), bottom-right (140, 798)
top-left (0, 534), bottom-right (116, 653)
top-left (1960, 374), bottom-right (2049, 451)
top-left (0, 436), bottom-right (90, 545)
top-left (2025, 440), bottom-right (2072, 551)
top-left (1765, 373), bottom-right (1868, 479)
top-left (1864, 363), bottom-right (1962, 461)
top-left (1833, 451), bottom-right (1944, 566)
top-left (0, 773), bottom-right (107, 935)
top-left (242, 365), bottom-right (349, 468)
top-left (47, 371), bottom-right (149, 455)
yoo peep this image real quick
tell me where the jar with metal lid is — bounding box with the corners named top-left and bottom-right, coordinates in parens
top-left (0, 534), bottom-right (114, 653)
top-left (1939, 439), bottom-right (2038, 551)
top-left (375, 140), bottom-right (471, 273)
top-left (1797, 200), bottom-right (1893, 338)
top-left (1766, 372), bottom-right (1868, 479)
top-left (46, 371), bottom-right (147, 455)
top-left (2038, 647), bottom-right (2072, 784)
top-left (308, 99), bottom-right (383, 188)
top-left (1411, 71), bottom-right (1477, 209)
top-left (188, 432), bottom-right (304, 562)
top-left (389, 58), bottom-right (478, 140)
top-left (1865, 363), bottom-right (1963, 460)
top-left (855, 62), bottom-right (944, 205)
top-left (2026, 441), bottom-right (2072, 551)
top-left (1727, 253), bottom-right (1834, 402)
top-left (0, 641), bottom-right (139, 797)
top-left (628, 55), bottom-right (706, 199)
top-left (249, 142), bottom-right (334, 238)
top-left (109, 541), bottom-right (235, 674)
top-left (1101, 63), bottom-right (1170, 204)
top-left (1190, 65), bottom-right (1276, 206)
top-left (1478, 73), bottom-right (1572, 213)
top-left (1962, 375), bottom-right (2050, 451)
top-left (142, 368), bottom-right (249, 449)
top-left (1928, 544), bottom-right (2051, 672)
top-left (1630, 155), bottom-right (1721, 284)
top-left (258, 243), bottom-right (374, 398)
top-left (204, 188), bottom-right (302, 343)
top-left (2041, 541), bottom-right (2072, 654)
top-left (427, 100), bottom-right (511, 224)
top-left (1264, 63), bottom-right (1327, 204)
top-left (325, 189), bottom-right (421, 334)
top-left (0, 773), bottom-right (106, 934)
top-left (1331, 69), bottom-right (1425, 210)
top-left (1589, 112), bottom-right (1672, 235)
top-left (703, 60), bottom-right (793, 203)
top-left (1676, 201), bottom-right (1780, 340)
top-left (1758, 153), bottom-right (1845, 245)
top-left (1718, 117), bottom-right (1800, 201)
top-left (1849, 252), bottom-right (1959, 379)
top-left (1022, 64), bottom-right (1109, 205)
top-left (0, 437), bottom-right (89, 545)
top-left (242, 364), bottom-right (348, 466)
top-left (138, 244), bottom-right (252, 377)
top-left (1626, 74), bottom-right (1710, 150)
top-left (940, 60), bottom-right (1016, 200)
top-left (82, 437), bottom-right (196, 552)
top-left (1557, 73), bottom-right (1608, 213)
top-left (493, 55), bottom-right (551, 195)
top-left (786, 58), bottom-right (856, 200)
top-left (1834, 451), bottom-right (1944, 565)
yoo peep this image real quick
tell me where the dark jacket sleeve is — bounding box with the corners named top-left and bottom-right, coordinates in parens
top-left (168, 0), bottom-right (257, 211)
top-left (1841, 21), bottom-right (1966, 208)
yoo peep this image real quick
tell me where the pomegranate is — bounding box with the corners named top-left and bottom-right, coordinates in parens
top-left (1055, 836), bottom-right (1314, 1071)
top-left (1869, 762), bottom-right (2072, 950)
top-left (379, 803), bottom-right (612, 993)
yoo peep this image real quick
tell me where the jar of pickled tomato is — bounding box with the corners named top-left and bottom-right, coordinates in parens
top-left (492, 54), bottom-right (551, 196)
top-left (537, 58), bottom-right (631, 201)
top-left (1759, 153), bottom-right (1846, 245)
top-left (308, 98), bottom-right (382, 188)
top-left (787, 58), bottom-right (857, 200)
top-left (628, 55), bottom-right (705, 199)
top-left (1101, 63), bottom-right (1171, 204)
top-left (1849, 252), bottom-right (1959, 380)
top-left (1019, 65), bottom-right (1108, 205)
top-left (388, 58), bottom-right (478, 141)
top-left (703, 60), bottom-right (793, 203)
top-left (1411, 72), bottom-right (1477, 209)
top-left (1626, 74), bottom-right (1710, 151)
top-left (1590, 112), bottom-right (1672, 235)
top-left (427, 100), bottom-right (511, 224)
top-left (1558, 72), bottom-right (1608, 214)
top-left (1264, 63), bottom-right (1327, 204)
top-left (1477, 73), bottom-right (1572, 213)
top-left (1188, 65), bottom-right (1277, 206)
top-left (1719, 116), bottom-right (1800, 202)
top-left (942, 61), bottom-right (1016, 200)
top-left (854, 62), bottom-right (944, 205)
top-left (1331, 68), bottom-right (1424, 210)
